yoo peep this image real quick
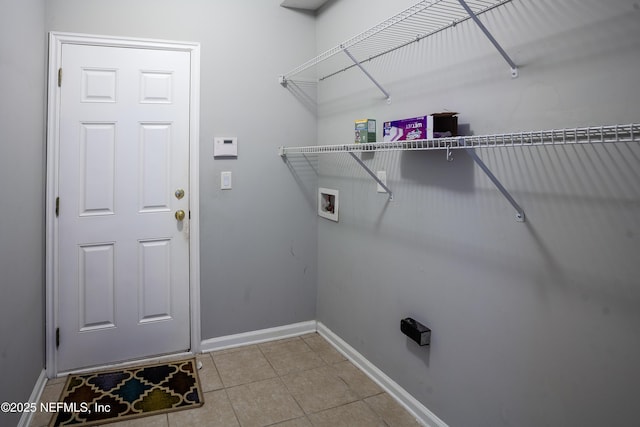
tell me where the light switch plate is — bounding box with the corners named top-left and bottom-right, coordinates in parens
top-left (221, 171), bottom-right (232, 190)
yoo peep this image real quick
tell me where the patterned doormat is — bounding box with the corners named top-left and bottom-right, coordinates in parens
top-left (50, 358), bottom-right (204, 426)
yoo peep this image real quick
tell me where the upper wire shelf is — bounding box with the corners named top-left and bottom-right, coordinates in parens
top-left (279, 124), bottom-right (640, 156)
top-left (279, 0), bottom-right (516, 86)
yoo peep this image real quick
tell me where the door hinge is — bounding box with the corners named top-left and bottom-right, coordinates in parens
top-left (56, 328), bottom-right (60, 348)
top-left (55, 197), bottom-right (60, 217)
top-left (58, 68), bottom-right (62, 87)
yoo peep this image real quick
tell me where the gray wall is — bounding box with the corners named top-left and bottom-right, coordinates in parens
top-left (314, 1), bottom-right (640, 426)
top-left (45, 0), bottom-right (319, 339)
top-left (4, 1), bottom-right (639, 426)
top-left (0, 0), bottom-right (46, 425)
top-left (1, 3), bottom-right (317, 421)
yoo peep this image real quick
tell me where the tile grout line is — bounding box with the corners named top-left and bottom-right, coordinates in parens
top-left (200, 351), bottom-right (225, 393)
top-left (257, 338), bottom-right (310, 421)
top-left (220, 387), bottom-right (243, 427)
top-left (210, 352), bottom-right (244, 406)
top-left (276, 334), bottom-right (388, 420)
top-left (361, 396), bottom-right (394, 427)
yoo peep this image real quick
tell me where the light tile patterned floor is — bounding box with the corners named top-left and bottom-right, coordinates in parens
top-left (30, 333), bottom-right (421, 427)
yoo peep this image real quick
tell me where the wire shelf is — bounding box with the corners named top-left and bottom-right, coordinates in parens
top-left (281, 0), bottom-right (514, 83)
top-left (279, 124), bottom-right (640, 156)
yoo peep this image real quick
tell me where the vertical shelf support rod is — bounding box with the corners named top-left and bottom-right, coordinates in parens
top-left (348, 152), bottom-right (394, 200)
top-left (342, 47), bottom-right (391, 102)
top-left (465, 149), bottom-right (525, 222)
top-left (457, 0), bottom-right (518, 78)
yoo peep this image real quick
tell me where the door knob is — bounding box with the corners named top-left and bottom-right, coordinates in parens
top-left (175, 210), bottom-right (186, 221)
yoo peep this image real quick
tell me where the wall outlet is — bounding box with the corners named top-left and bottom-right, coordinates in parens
top-left (376, 171), bottom-right (387, 193)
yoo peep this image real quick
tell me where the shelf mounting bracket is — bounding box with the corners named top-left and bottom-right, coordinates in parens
top-left (465, 149), bottom-right (525, 222)
top-left (348, 152), bottom-right (394, 200)
top-left (342, 47), bottom-right (391, 103)
top-left (457, 0), bottom-right (518, 78)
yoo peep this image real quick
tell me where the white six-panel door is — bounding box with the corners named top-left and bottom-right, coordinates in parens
top-left (55, 42), bottom-right (192, 372)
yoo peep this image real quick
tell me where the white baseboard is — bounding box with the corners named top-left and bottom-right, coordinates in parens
top-left (17, 369), bottom-right (47, 427)
top-left (200, 320), bottom-right (317, 353)
top-left (316, 322), bottom-right (448, 427)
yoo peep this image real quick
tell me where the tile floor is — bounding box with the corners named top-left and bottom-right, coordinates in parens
top-left (29, 333), bottom-right (421, 427)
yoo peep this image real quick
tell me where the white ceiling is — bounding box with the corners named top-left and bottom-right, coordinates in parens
top-left (280, 0), bottom-right (330, 11)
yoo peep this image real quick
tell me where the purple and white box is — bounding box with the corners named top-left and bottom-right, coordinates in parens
top-left (383, 116), bottom-right (434, 142)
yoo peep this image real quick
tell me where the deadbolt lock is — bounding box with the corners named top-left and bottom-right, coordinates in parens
top-left (175, 189), bottom-right (185, 200)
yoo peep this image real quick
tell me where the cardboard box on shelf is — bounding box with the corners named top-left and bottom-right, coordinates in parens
top-left (383, 112), bottom-right (458, 142)
top-left (355, 119), bottom-right (376, 143)
top-left (431, 112), bottom-right (458, 138)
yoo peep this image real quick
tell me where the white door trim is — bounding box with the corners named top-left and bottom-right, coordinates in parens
top-left (45, 32), bottom-right (201, 377)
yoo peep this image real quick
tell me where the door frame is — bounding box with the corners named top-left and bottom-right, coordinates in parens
top-left (45, 32), bottom-right (201, 377)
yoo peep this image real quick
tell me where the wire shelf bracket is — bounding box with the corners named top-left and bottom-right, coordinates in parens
top-left (457, 0), bottom-right (518, 78)
top-left (348, 152), bottom-right (394, 200)
top-left (342, 47), bottom-right (391, 103)
top-left (465, 148), bottom-right (525, 221)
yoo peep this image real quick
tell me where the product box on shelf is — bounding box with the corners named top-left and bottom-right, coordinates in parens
top-left (355, 119), bottom-right (376, 143)
top-left (383, 112), bottom-right (458, 142)
top-left (432, 112), bottom-right (458, 138)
